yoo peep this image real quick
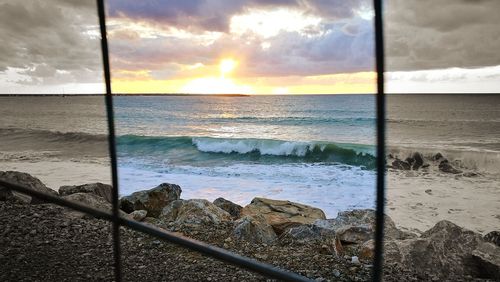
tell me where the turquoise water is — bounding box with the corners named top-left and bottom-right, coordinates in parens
top-left (2, 94), bottom-right (498, 216)
top-left (113, 95), bottom-right (378, 215)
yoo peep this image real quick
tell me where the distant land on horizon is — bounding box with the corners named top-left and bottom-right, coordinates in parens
top-left (0, 93), bottom-right (498, 97)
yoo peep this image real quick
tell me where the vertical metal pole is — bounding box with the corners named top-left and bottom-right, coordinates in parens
top-left (96, 0), bottom-right (123, 281)
top-left (372, 0), bottom-right (386, 281)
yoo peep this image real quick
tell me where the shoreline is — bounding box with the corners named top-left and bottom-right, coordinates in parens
top-left (1, 171), bottom-right (499, 281)
top-left (1, 161), bottom-right (499, 236)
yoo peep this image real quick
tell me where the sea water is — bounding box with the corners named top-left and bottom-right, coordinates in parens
top-left (1, 94), bottom-right (499, 217)
top-left (113, 95), bottom-right (377, 216)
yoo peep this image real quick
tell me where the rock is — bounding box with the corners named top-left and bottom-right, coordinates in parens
top-left (279, 224), bottom-right (335, 245)
top-left (432, 152), bottom-right (444, 161)
top-left (332, 269), bottom-right (341, 278)
top-left (241, 197), bottom-right (326, 235)
top-left (160, 199), bottom-right (232, 224)
top-left (314, 209), bottom-right (413, 244)
top-left (384, 220), bottom-right (484, 279)
top-left (120, 183), bottom-right (181, 217)
top-left (233, 215), bottom-right (277, 244)
top-left (213, 198), bottom-right (242, 219)
top-left (130, 210), bottom-right (147, 221)
top-left (424, 189), bottom-right (432, 195)
top-left (484, 231), bottom-right (500, 247)
top-left (336, 225), bottom-right (372, 244)
top-left (63, 193), bottom-right (110, 211)
top-left (438, 160), bottom-right (462, 174)
top-left (391, 159), bottom-right (411, 170)
top-left (411, 152), bottom-right (424, 170)
top-left (359, 239), bottom-right (375, 261)
top-left (404, 156), bottom-right (415, 166)
top-left (62, 193), bottom-right (128, 219)
top-left (351, 256), bottom-right (360, 264)
top-left (471, 242), bottom-right (500, 280)
top-left (462, 172), bottom-right (479, 177)
top-left (0, 171), bottom-right (58, 204)
top-left (59, 183), bottom-right (113, 203)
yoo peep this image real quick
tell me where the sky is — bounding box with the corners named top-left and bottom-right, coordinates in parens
top-left (0, 0), bottom-right (499, 94)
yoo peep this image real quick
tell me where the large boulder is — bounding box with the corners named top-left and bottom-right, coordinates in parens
top-left (471, 242), bottom-right (500, 280)
top-left (62, 193), bottom-right (128, 219)
top-left (411, 152), bottom-right (424, 170)
top-left (391, 159), bottom-right (411, 170)
top-left (484, 231), bottom-right (500, 247)
top-left (160, 199), bottom-right (232, 224)
top-left (120, 183), bottom-right (181, 217)
top-left (279, 224), bottom-right (335, 245)
top-left (63, 193), bottom-right (111, 211)
top-left (233, 215), bottom-right (277, 244)
top-left (314, 209), bottom-right (413, 244)
top-left (384, 220), bottom-right (484, 279)
top-left (359, 239), bottom-right (375, 261)
top-left (0, 171), bottom-right (58, 204)
top-left (241, 197), bottom-right (326, 235)
top-left (130, 210), bottom-right (148, 221)
top-left (438, 160), bottom-right (462, 174)
top-left (59, 183), bottom-right (113, 203)
top-left (213, 197), bottom-right (242, 219)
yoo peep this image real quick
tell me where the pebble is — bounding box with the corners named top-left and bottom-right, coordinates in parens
top-left (0, 199), bottom-right (431, 282)
top-left (351, 256), bottom-right (360, 264)
top-left (333, 269), bottom-right (341, 277)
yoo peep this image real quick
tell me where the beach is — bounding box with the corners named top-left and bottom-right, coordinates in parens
top-left (1, 95), bottom-right (500, 235)
top-left (1, 94), bottom-right (500, 281)
top-left (1, 159), bottom-right (499, 236)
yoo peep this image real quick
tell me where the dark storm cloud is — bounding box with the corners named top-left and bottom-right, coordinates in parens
top-left (0, 0), bottom-right (101, 83)
top-left (386, 0), bottom-right (500, 70)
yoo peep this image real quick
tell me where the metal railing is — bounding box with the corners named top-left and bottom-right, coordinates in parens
top-left (1, 0), bottom-right (386, 281)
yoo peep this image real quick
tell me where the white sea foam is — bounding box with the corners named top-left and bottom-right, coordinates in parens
top-left (118, 162), bottom-right (376, 217)
top-left (192, 137), bottom-right (317, 156)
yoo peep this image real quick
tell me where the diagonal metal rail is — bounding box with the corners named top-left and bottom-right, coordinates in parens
top-left (2, 0), bottom-right (386, 281)
top-left (0, 179), bottom-right (312, 281)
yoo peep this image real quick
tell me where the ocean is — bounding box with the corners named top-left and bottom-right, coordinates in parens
top-left (1, 94), bottom-right (499, 217)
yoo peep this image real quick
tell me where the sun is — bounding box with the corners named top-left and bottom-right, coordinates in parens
top-left (219, 59), bottom-right (237, 76)
top-left (180, 58), bottom-right (252, 94)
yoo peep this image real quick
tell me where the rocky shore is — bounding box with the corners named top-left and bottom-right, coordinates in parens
top-left (1, 170), bottom-right (499, 281)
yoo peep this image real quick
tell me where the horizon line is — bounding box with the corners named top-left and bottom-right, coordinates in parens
top-left (0, 92), bottom-right (499, 97)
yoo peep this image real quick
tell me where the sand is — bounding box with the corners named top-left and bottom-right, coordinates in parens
top-left (1, 159), bottom-right (499, 235)
top-left (0, 161), bottom-right (111, 190)
top-left (387, 169), bottom-right (500, 235)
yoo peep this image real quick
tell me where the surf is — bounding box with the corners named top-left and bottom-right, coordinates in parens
top-left (116, 135), bottom-right (377, 169)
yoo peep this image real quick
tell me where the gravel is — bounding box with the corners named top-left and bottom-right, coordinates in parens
top-left (0, 201), bottom-right (478, 281)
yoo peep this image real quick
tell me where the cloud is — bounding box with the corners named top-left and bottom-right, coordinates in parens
top-left (107, 19), bottom-right (374, 78)
top-left (0, 0), bottom-right (102, 84)
top-left (385, 0), bottom-right (500, 70)
top-left (1, 0), bottom-right (499, 93)
top-left (106, 0), bottom-right (374, 78)
top-left (106, 0), bottom-right (368, 32)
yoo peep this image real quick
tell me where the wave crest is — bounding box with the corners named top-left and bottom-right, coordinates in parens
top-left (192, 137), bottom-right (376, 168)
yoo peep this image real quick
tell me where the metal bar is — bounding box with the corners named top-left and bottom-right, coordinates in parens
top-left (0, 180), bottom-right (312, 282)
top-left (96, 0), bottom-right (122, 281)
top-left (372, 0), bottom-right (386, 281)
